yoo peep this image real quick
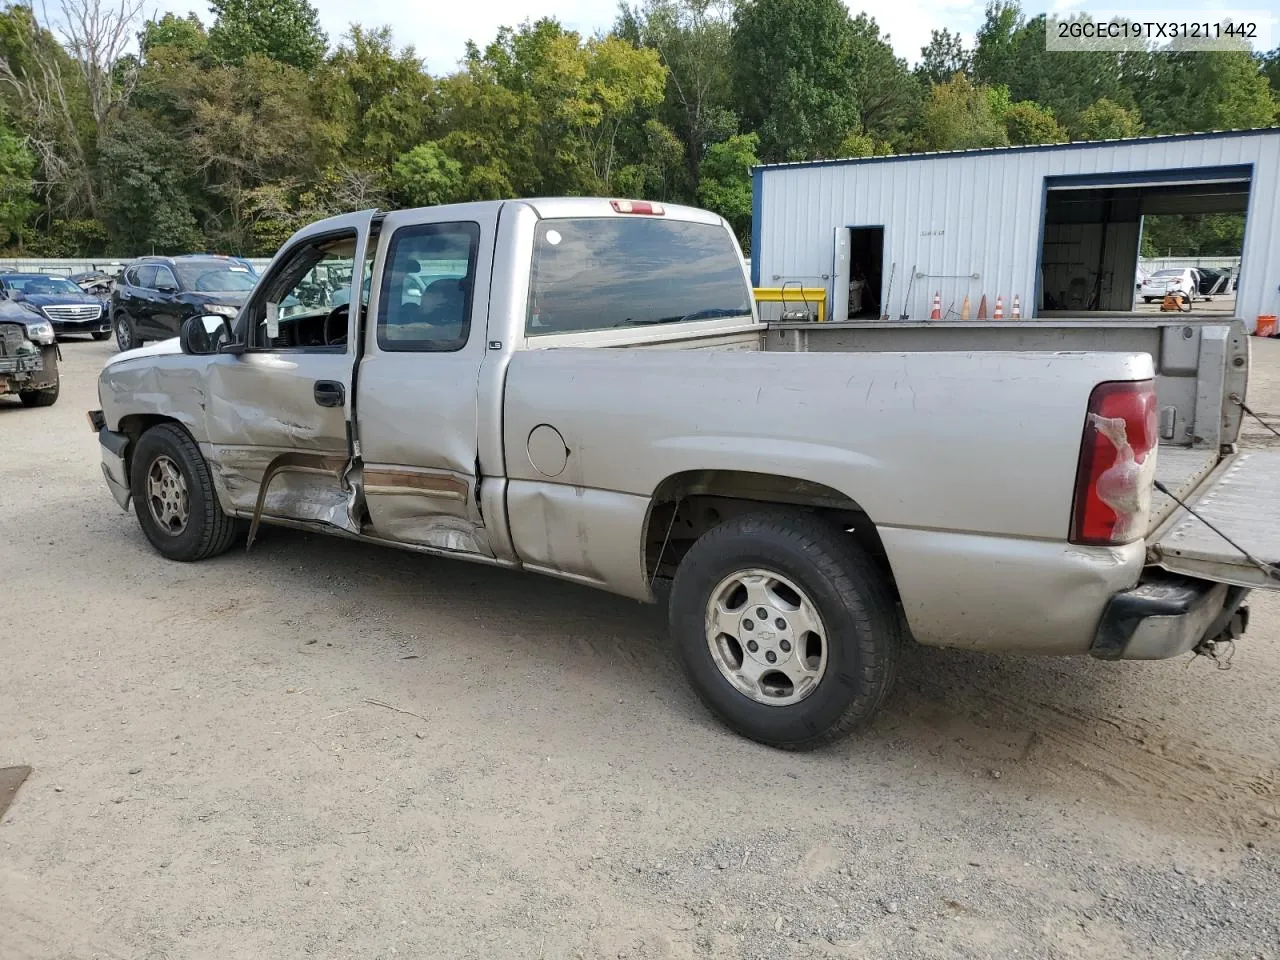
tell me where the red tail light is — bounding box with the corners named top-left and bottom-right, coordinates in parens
top-left (1069, 379), bottom-right (1158, 546)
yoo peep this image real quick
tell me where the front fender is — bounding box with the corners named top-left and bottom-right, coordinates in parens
top-left (98, 342), bottom-right (212, 440)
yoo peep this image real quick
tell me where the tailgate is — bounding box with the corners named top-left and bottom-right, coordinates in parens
top-left (1148, 449), bottom-right (1280, 590)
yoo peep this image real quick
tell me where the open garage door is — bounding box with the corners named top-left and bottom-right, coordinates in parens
top-left (1037, 166), bottom-right (1250, 318)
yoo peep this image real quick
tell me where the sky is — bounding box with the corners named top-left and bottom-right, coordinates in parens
top-left (151, 0), bottom-right (1276, 72)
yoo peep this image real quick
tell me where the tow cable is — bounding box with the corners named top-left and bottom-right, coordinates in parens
top-left (1229, 393), bottom-right (1280, 439)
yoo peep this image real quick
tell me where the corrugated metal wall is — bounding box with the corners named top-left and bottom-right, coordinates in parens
top-left (755, 131), bottom-right (1280, 329)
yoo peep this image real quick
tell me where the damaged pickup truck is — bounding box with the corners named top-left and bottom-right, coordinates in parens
top-left (89, 199), bottom-right (1279, 749)
top-left (1, 301), bottom-right (60, 407)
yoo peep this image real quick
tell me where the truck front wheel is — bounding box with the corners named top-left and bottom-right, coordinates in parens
top-left (130, 423), bottom-right (241, 561)
top-left (18, 383), bottom-right (59, 407)
top-left (669, 509), bottom-right (899, 749)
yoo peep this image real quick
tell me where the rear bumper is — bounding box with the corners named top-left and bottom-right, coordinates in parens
top-left (96, 422), bottom-right (132, 511)
top-left (1091, 574), bottom-right (1249, 660)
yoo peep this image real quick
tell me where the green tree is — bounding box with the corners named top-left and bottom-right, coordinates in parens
top-left (613, 117), bottom-right (685, 200)
top-left (98, 111), bottom-right (201, 252)
top-left (836, 128), bottom-right (891, 157)
top-left (696, 131), bottom-right (758, 246)
top-left (208, 0), bottom-right (328, 71)
top-left (157, 52), bottom-right (344, 250)
top-left (1133, 44), bottom-right (1276, 134)
top-left (730, 0), bottom-right (863, 161)
top-left (390, 142), bottom-right (463, 207)
top-left (464, 20), bottom-right (665, 194)
top-left (915, 28), bottom-right (970, 86)
top-left (325, 26), bottom-right (434, 169)
top-left (1073, 97), bottom-right (1142, 140)
top-left (0, 108), bottom-right (35, 248)
top-left (972, 1), bottom-right (1021, 88)
top-left (974, 11), bottom-right (1135, 132)
top-left (1001, 99), bottom-right (1065, 144)
top-left (916, 73), bottom-right (1008, 150)
top-left (1141, 214), bottom-right (1245, 257)
top-left (847, 14), bottom-right (920, 147)
top-left (1260, 47), bottom-right (1280, 105)
top-left (617, 0), bottom-right (736, 193)
top-left (0, 2), bottom-right (129, 222)
top-left (140, 12), bottom-right (207, 58)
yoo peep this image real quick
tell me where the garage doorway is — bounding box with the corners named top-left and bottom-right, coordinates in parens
top-left (831, 225), bottom-right (885, 320)
top-left (1036, 166), bottom-right (1251, 318)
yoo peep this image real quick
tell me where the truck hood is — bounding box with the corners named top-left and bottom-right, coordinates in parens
top-left (105, 337), bottom-right (182, 367)
top-left (18, 292), bottom-right (103, 308)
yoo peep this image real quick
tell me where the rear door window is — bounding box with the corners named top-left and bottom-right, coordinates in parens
top-left (134, 265), bottom-right (158, 289)
top-left (526, 217), bottom-right (751, 336)
top-left (376, 221), bottom-right (479, 352)
top-left (153, 266), bottom-right (178, 291)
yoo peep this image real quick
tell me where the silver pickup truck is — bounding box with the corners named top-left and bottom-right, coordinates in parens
top-left (89, 198), bottom-right (1279, 749)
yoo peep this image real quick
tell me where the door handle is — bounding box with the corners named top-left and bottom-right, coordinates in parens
top-left (314, 380), bottom-right (345, 407)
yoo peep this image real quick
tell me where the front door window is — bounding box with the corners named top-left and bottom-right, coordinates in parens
top-left (245, 234), bottom-right (357, 351)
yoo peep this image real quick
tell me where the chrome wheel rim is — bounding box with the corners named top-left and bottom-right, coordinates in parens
top-left (705, 568), bottom-right (828, 706)
top-left (115, 317), bottom-right (130, 350)
top-left (146, 455), bottom-right (189, 535)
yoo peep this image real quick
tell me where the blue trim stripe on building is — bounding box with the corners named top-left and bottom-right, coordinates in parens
top-left (754, 127), bottom-right (1280, 176)
top-left (1044, 164), bottom-right (1253, 188)
top-left (750, 165), bottom-right (762, 287)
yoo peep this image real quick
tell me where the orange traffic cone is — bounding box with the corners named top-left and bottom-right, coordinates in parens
top-left (960, 295), bottom-right (971, 320)
top-left (929, 292), bottom-right (941, 321)
top-left (977, 295), bottom-right (989, 320)
top-left (1011, 294), bottom-right (1021, 319)
top-left (993, 295), bottom-right (1004, 320)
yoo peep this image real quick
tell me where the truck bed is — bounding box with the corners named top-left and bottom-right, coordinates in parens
top-left (765, 316), bottom-right (1280, 589)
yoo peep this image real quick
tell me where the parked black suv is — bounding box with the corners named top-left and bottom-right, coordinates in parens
top-left (0, 273), bottom-right (111, 339)
top-left (111, 255), bottom-right (257, 351)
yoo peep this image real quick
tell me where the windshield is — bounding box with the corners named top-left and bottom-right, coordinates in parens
top-left (5, 275), bottom-right (81, 295)
top-left (173, 261), bottom-right (258, 292)
top-left (1152, 269), bottom-right (1184, 278)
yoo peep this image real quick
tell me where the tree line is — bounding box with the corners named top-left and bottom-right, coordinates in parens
top-left (0, 0), bottom-right (1275, 258)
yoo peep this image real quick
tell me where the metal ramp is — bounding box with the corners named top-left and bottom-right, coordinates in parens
top-left (1149, 449), bottom-right (1280, 591)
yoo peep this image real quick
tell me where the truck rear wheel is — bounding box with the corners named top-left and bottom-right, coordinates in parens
top-left (669, 509), bottom-right (899, 750)
top-left (130, 423), bottom-right (241, 561)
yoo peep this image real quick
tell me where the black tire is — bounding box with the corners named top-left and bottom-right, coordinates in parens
top-left (114, 311), bottom-right (140, 351)
top-left (18, 382), bottom-right (59, 407)
top-left (1143, 297), bottom-right (1155, 303)
top-left (130, 423), bottom-right (241, 561)
top-left (91, 331), bottom-right (110, 341)
top-left (669, 509), bottom-right (899, 750)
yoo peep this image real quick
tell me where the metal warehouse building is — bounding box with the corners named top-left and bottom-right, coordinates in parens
top-left (751, 128), bottom-right (1280, 333)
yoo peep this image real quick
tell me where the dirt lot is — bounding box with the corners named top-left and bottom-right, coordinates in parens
top-left (2, 336), bottom-right (1279, 960)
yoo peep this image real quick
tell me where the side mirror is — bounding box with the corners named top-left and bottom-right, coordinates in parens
top-left (156, 283), bottom-right (177, 294)
top-left (180, 314), bottom-right (234, 356)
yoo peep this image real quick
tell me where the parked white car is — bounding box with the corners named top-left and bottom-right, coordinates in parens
top-left (1140, 268), bottom-right (1199, 303)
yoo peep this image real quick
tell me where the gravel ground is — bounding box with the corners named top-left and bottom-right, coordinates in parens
top-left (1, 335), bottom-right (1278, 960)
